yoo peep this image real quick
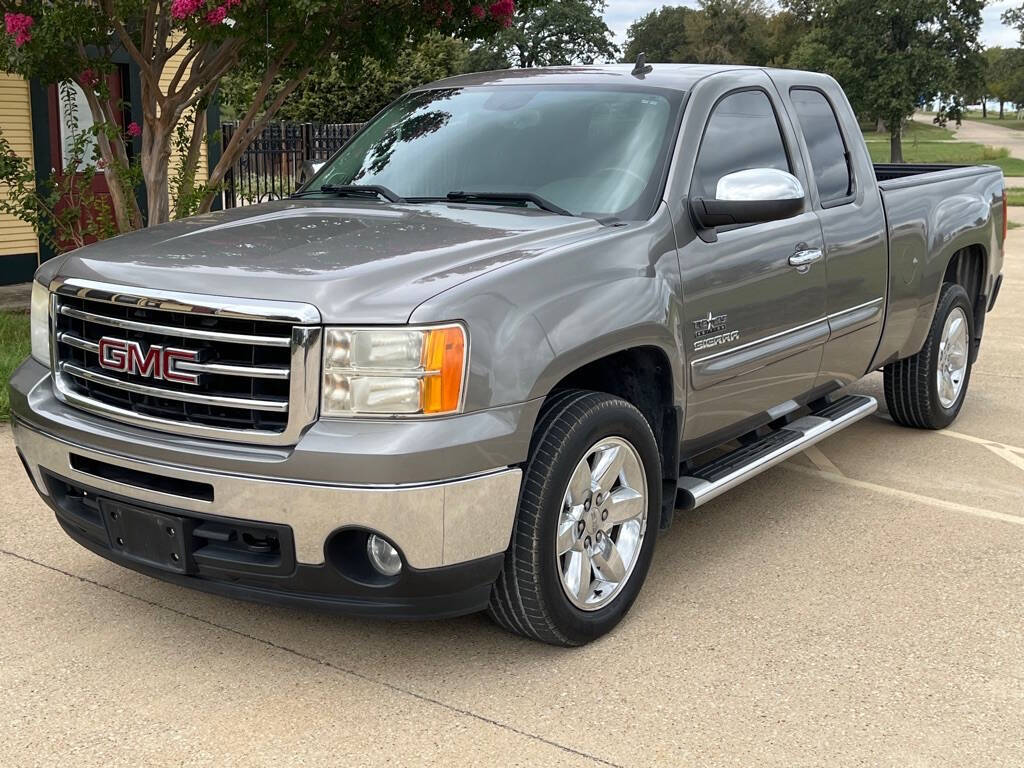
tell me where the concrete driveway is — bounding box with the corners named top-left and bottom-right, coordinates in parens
top-left (1, 242), bottom-right (1021, 766)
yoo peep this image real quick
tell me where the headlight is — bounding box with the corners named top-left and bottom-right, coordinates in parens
top-left (321, 324), bottom-right (467, 417)
top-left (30, 280), bottom-right (50, 366)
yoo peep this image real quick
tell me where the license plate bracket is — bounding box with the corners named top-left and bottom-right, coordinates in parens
top-left (100, 500), bottom-right (193, 575)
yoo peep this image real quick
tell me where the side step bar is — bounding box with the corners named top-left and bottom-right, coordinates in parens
top-left (676, 394), bottom-right (877, 510)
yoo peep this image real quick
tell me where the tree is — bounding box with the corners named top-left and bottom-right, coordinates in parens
top-left (789, 0), bottom-right (984, 163)
top-left (1, 1), bottom-right (512, 230)
top-left (984, 47), bottom-right (1017, 119)
top-left (466, 0), bottom-right (617, 69)
top-left (684, 0), bottom-right (774, 64)
top-left (622, 6), bottom-right (696, 63)
top-left (621, 1), bottom-right (806, 67)
top-left (222, 33), bottom-right (470, 124)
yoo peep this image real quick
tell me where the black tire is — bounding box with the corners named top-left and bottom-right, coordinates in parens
top-left (884, 282), bottom-right (974, 430)
top-left (487, 389), bottom-right (661, 646)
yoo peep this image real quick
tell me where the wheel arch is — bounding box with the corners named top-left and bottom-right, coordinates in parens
top-left (536, 341), bottom-right (682, 530)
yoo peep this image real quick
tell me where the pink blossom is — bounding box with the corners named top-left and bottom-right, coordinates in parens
top-left (488, 0), bottom-right (514, 20)
top-left (470, 4), bottom-right (485, 19)
top-left (170, 0), bottom-right (204, 20)
top-left (205, 5), bottom-right (227, 24)
top-left (80, 68), bottom-right (100, 88)
top-left (127, 122), bottom-right (141, 138)
top-left (4, 12), bottom-right (33, 46)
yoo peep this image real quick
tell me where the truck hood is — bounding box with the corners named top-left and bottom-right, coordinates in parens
top-left (53, 199), bottom-right (602, 323)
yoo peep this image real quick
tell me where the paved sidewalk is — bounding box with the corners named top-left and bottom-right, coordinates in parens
top-left (0, 282), bottom-right (31, 313)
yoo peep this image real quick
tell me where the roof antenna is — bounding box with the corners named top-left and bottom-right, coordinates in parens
top-left (632, 52), bottom-right (653, 79)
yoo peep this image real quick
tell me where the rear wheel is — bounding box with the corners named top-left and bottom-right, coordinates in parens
top-left (488, 390), bottom-right (660, 646)
top-left (884, 282), bottom-right (974, 429)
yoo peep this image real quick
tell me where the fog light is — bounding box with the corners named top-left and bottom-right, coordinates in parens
top-left (366, 534), bottom-right (402, 577)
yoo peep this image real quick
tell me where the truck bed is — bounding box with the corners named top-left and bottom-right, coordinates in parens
top-left (873, 163), bottom-right (999, 189)
top-left (869, 162), bottom-right (1004, 369)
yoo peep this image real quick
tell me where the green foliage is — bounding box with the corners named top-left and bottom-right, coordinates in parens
top-left (622, 1), bottom-right (807, 67)
top-left (222, 33), bottom-right (470, 124)
top-left (1, 0), bottom-right (513, 224)
top-left (622, 5), bottom-right (696, 63)
top-left (169, 110), bottom-right (222, 219)
top-left (468, 0), bottom-right (618, 69)
top-left (0, 311), bottom-right (31, 422)
top-left (788, 0), bottom-right (985, 162)
top-left (983, 47), bottom-right (1024, 112)
top-left (0, 81), bottom-right (138, 252)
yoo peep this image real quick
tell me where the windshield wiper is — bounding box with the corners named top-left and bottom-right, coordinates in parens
top-left (292, 184), bottom-right (406, 203)
top-left (441, 191), bottom-right (573, 217)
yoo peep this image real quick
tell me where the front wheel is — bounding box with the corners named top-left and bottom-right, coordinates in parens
top-left (884, 282), bottom-right (974, 429)
top-left (488, 390), bottom-right (661, 646)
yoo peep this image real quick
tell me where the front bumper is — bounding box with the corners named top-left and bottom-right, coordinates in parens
top-left (11, 359), bottom-right (528, 618)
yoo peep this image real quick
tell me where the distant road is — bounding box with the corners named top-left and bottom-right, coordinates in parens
top-left (955, 118), bottom-right (1024, 161)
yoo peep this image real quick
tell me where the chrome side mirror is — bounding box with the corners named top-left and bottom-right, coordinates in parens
top-left (691, 167), bottom-right (806, 239)
top-left (715, 168), bottom-right (804, 202)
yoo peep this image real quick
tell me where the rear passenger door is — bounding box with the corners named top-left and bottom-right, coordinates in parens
top-left (676, 74), bottom-right (828, 447)
top-left (777, 78), bottom-right (888, 388)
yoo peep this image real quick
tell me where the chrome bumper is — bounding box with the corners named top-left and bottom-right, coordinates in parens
top-left (13, 420), bottom-right (522, 570)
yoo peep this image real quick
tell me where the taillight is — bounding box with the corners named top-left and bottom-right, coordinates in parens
top-left (1002, 189), bottom-right (1008, 244)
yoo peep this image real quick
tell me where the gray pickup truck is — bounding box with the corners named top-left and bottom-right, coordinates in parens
top-left (11, 64), bottom-right (1005, 646)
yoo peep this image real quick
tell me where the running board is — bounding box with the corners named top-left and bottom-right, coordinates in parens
top-left (676, 394), bottom-right (877, 510)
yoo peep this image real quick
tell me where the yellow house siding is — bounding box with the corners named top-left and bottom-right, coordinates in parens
top-left (159, 39), bottom-right (209, 215)
top-left (0, 71), bottom-right (39, 259)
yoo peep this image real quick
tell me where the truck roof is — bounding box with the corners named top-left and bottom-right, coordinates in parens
top-left (420, 63), bottom-right (764, 92)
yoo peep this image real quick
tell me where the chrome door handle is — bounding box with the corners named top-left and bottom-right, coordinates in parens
top-left (789, 249), bottom-right (823, 268)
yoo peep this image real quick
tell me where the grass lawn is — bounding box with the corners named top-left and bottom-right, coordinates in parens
top-left (1008, 221), bottom-right (1022, 229)
top-left (864, 140), bottom-right (1024, 175)
top-left (0, 312), bottom-right (30, 422)
top-left (860, 120), bottom-right (955, 142)
top-left (1005, 188), bottom-right (1024, 207)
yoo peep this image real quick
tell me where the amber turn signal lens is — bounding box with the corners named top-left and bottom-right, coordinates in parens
top-left (421, 326), bottom-right (466, 414)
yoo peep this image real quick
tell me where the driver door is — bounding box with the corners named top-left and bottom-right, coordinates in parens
top-left (678, 81), bottom-right (828, 448)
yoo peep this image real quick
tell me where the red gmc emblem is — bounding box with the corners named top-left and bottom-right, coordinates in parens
top-left (97, 337), bottom-right (201, 386)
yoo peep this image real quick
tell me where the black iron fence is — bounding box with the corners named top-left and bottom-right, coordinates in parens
top-left (220, 121), bottom-right (364, 208)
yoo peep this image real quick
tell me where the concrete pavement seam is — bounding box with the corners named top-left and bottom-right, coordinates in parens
top-left (0, 547), bottom-right (623, 768)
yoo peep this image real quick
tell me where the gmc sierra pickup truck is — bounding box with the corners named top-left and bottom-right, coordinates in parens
top-left (11, 64), bottom-right (1005, 646)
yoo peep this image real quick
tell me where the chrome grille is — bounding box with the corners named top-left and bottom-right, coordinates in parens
top-left (50, 279), bottom-right (321, 445)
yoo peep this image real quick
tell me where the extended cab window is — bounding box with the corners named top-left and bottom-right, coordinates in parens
top-left (692, 90), bottom-right (789, 198)
top-left (790, 88), bottom-right (853, 205)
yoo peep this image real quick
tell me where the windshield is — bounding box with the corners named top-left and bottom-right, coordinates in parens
top-left (310, 85), bottom-right (680, 220)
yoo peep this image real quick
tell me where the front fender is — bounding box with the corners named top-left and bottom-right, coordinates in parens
top-left (409, 205), bottom-right (685, 416)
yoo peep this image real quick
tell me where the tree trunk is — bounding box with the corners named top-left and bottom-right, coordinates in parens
top-left (982, 99), bottom-right (987, 119)
top-left (1000, 100), bottom-right (1005, 119)
top-left (78, 83), bottom-right (144, 232)
top-left (141, 123), bottom-right (173, 226)
top-left (890, 123), bottom-right (903, 163)
top-left (875, 117), bottom-right (885, 133)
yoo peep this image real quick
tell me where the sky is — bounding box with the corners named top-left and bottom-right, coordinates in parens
top-left (603, 1), bottom-right (1022, 52)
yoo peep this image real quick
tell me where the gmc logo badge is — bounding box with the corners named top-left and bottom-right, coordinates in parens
top-left (97, 337), bottom-right (201, 386)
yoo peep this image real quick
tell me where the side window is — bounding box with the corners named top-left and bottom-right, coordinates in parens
top-left (790, 88), bottom-right (853, 205)
top-left (692, 90), bottom-right (790, 199)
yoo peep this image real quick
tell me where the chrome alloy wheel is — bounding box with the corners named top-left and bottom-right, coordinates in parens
top-left (555, 436), bottom-right (648, 611)
top-left (937, 307), bottom-right (969, 409)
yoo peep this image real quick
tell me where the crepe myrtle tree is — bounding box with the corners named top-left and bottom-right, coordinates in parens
top-left (0, 1), bottom-right (514, 229)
